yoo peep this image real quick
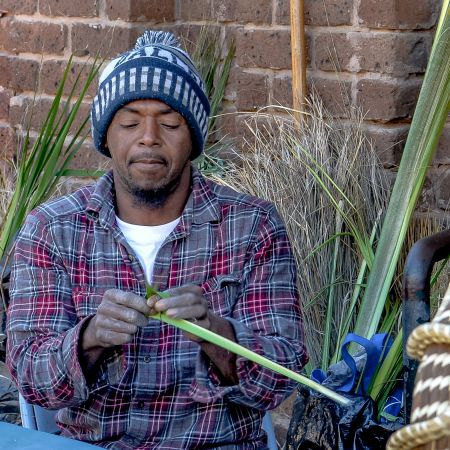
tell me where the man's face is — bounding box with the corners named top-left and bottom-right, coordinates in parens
top-left (106, 99), bottom-right (193, 207)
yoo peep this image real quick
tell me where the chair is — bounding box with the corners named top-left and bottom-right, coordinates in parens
top-left (262, 411), bottom-right (278, 450)
top-left (18, 393), bottom-right (59, 433)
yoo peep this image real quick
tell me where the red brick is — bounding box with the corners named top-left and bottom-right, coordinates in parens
top-left (39, 0), bottom-right (98, 17)
top-left (71, 23), bottom-right (134, 58)
top-left (178, 0), bottom-right (214, 20)
top-left (106, 0), bottom-right (174, 22)
top-left (364, 124), bottom-right (410, 168)
top-left (358, 0), bottom-right (441, 30)
top-left (235, 27), bottom-right (307, 70)
top-left (68, 101), bottom-right (92, 136)
top-left (315, 31), bottom-right (431, 75)
top-left (68, 141), bottom-right (111, 171)
top-left (214, 104), bottom-right (238, 142)
top-left (0, 87), bottom-right (13, 121)
top-left (276, 0), bottom-right (352, 26)
top-left (356, 78), bottom-right (422, 121)
top-left (357, 32), bottom-right (431, 75)
top-left (0, 56), bottom-right (40, 91)
top-left (0, 18), bottom-right (67, 55)
top-left (309, 76), bottom-right (352, 118)
top-left (314, 32), bottom-right (353, 72)
top-left (226, 69), bottom-right (269, 111)
top-left (0, 125), bottom-right (17, 159)
top-left (9, 95), bottom-right (54, 130)
top-left (40, 59), bottom-right (99, 98)
top-left (272, 74), bottom-right (293, 108)
top-left (215, 0), bottom-right (272, 24)
top-left (0, 0), bottom-right (37, 14)
top-left (434, 123), bottom-right (450, 165)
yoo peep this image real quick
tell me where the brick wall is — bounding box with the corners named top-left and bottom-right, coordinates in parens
top-left (177, 0), bottom-right (448, 212)
top-left (0, 1), bottom-right (447, 207)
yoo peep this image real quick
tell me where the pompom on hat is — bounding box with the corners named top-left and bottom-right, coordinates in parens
top-left (91, 30), bottom-right (210, 160)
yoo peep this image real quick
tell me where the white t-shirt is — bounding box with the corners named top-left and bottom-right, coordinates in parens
top-left (116, 216), bottom-right (180, 284)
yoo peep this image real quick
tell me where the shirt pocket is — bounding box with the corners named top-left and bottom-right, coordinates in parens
top-left (202, 273), bottom-right (241, 317)
top-left (72, 285), bottom-right (105, 318)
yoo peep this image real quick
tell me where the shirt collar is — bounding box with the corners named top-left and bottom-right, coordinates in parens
top-left (184, 168), bottom-right (221, 225)
top-left (85, 168), bottom-right (221, 228)
top-left (86, 171), bottom-right (116, 227)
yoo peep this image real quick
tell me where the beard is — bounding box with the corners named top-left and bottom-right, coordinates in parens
top-left (123, 157), bottom-right (191, 209)
top-left (129, 174), bottom-right (182, 208)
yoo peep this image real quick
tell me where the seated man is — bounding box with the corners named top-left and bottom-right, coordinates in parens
top-left (6, 30), bottom-right (308, 449)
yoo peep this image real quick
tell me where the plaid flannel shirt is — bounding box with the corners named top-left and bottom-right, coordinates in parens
top-left (6, 169), bottom-right (307, 449)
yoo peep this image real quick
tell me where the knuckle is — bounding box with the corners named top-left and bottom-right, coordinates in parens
top-left (126, 309), bottom-right (139, 323)
top-left (103, 288), bottom-right (121, 300)
top-left (193, 285), bottom-right (203, 294)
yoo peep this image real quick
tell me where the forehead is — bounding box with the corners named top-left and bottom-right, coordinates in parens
top-left (115, 99), bottom-right (183, 117)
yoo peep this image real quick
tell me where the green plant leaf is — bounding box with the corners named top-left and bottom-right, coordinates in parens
top-left (0, 56), bottom-right (102, 276)
top-left (354, 5), bottom-right (450, 340)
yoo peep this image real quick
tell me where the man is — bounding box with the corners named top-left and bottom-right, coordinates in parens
top-left (6, 30), bottom-right (307, 449)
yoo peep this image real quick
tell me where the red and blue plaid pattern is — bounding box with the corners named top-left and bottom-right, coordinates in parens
top-left (7, 169), bottom-right (307, 449)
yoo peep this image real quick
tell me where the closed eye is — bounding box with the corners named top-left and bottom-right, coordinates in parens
top-left (161, 123), bottom-right (180, 130)
top-left (121, 123), bottom-right (139, 129)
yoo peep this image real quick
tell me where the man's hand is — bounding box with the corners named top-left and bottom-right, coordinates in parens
top-left (153, 285), bottom-right (211, 342)
top-left (154, 285), bottom-right (239, 384)
top-left (80, 289), bottom-right (153, 372)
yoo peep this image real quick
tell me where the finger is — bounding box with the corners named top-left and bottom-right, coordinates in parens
top-left (98, 301), bottom-right (149, 328)
top-left (165, 304), bottom-right (209, 321)
top-left (146, 294), bottom-right (159, 315)
top-left (104, 289), bottom-right (151, 316)
top-left (154, 288), bottom-right (204, 313)
top-left (95, 315), bottom-right (139, 335)
top-left (96, 328), bottom-right (135, 347)
top-left (164, 285), bottom-right (203, 297)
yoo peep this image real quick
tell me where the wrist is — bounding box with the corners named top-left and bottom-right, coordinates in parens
top-left (81, 316), bottom-right (102, 352)
top-left (79, 316), bottom-right (106, 376)
top-left (208, 313), bottom-right (236, 343)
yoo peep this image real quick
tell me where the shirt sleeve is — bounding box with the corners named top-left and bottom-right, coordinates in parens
top-left (6, 213), bottom-right (91, 409)
top-left (190, 206), bottom-right (308, 409)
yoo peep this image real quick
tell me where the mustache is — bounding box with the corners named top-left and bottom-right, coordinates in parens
top-left (128, 153), bottom-right (167, 165)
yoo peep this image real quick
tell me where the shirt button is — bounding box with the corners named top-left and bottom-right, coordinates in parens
top-left (137, 401), bottom-right (145, 409)
top-left (143, 356), bottom-right (151, 363)
top-left (128, 254), bottom-right (134, 261)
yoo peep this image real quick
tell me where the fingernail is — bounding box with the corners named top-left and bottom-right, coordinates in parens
top-left (147, 294), bottom-right (160, 307)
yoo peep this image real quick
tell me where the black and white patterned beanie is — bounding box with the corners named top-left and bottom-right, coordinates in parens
top-left (91, 30), bottom-right (210, 160)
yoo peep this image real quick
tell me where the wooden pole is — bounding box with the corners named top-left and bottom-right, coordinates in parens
top-left (290, 0), bottom-right (307, 121)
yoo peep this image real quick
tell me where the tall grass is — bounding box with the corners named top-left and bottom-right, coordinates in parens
top-left (211, 97), bottom-right (388, 370)
top-left (211, 96), bottom-right (449, 378)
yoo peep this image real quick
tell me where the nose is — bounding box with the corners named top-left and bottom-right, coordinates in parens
top-left (139, 117), bottom-right (161, 147)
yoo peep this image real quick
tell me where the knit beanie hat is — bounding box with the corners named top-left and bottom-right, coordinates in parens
top-left (91, 30), bottom-right (210, 160)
